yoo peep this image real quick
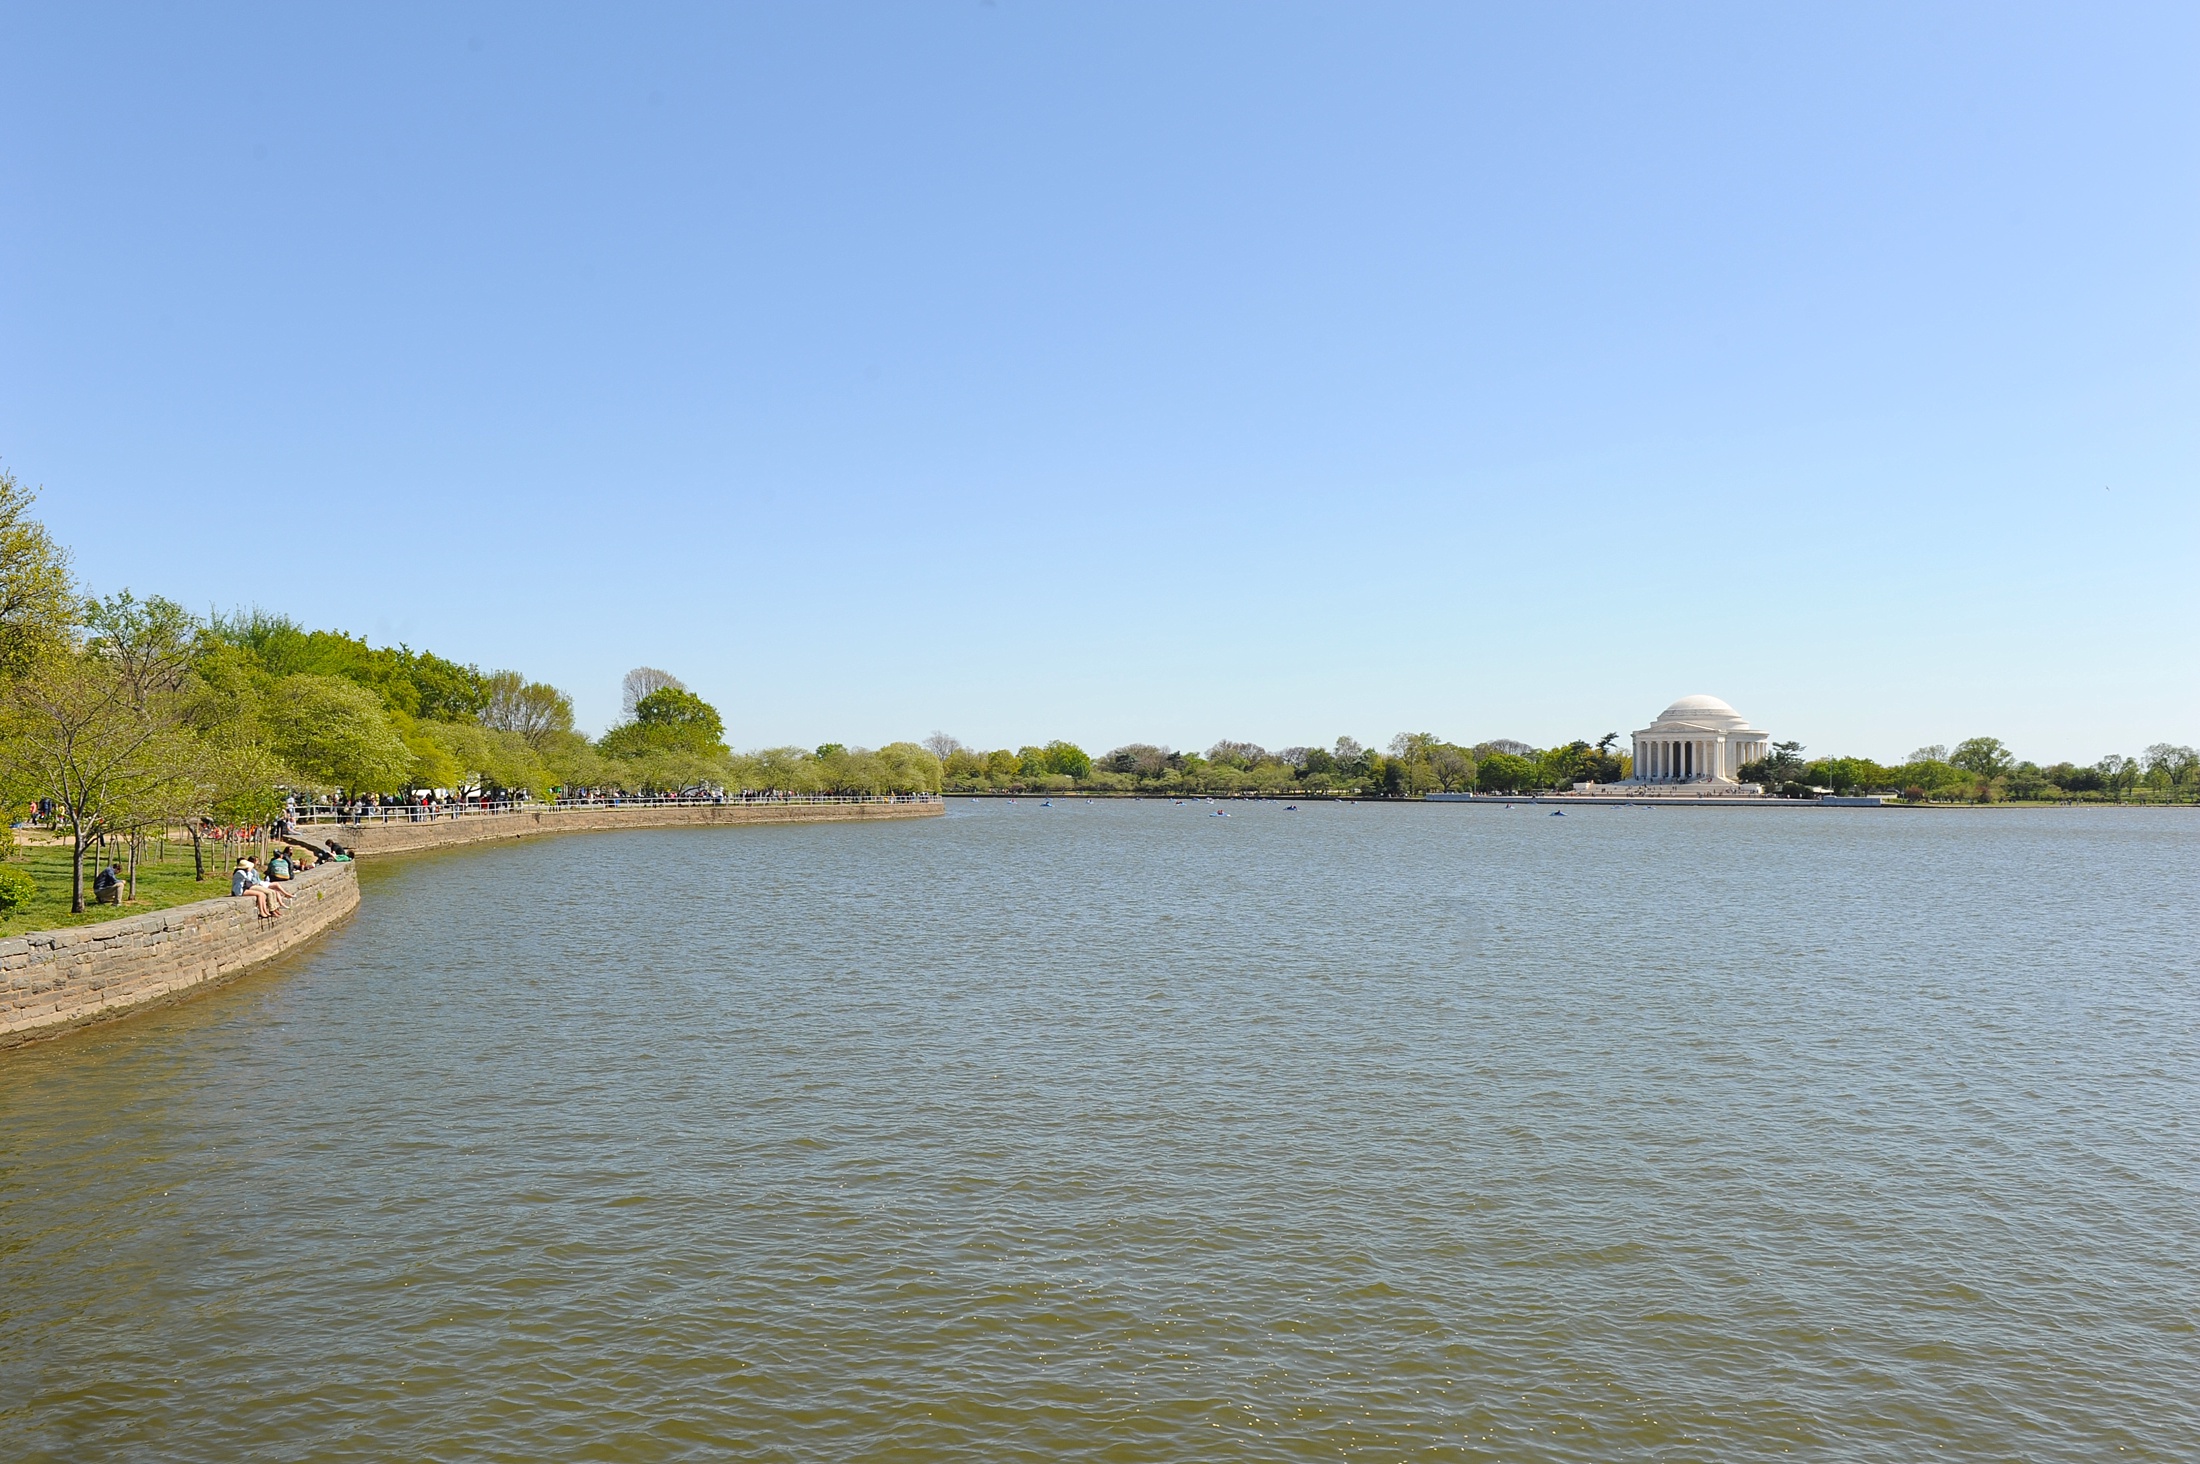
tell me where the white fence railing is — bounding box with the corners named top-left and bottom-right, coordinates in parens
top-left (293, 792), bottom-right (941, 825)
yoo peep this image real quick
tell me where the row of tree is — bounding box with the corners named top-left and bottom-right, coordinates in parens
top-left (922, 733), bottom-right (1631, 796)
top-left (1740, 737), bottom-right (2200, 802)
top-left (927, 728), bottom-right (2199, 803)
top-left (0, 473), bottom-right (941, 911)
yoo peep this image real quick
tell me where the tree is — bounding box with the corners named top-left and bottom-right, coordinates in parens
top-left (601, 686), bottom-right (726, 760)
top-left (1741, 740), bottom-right (1808, 788)
top-left (1207, 740), bottom-right (1268, 769)
top-left (1102, 744), bottom-right (1170, 777)
top-left (1476, 752), bottom-right (1537, 793)
top-left (206, 611), bottom-right (487, 720)
top-left (877, 742), bottom-right (945, 794)
top-left (480, 671), bottom-right (575, 750)
top-left (1043, 741), bottom-right (1092, 779)
top-left (0, 652), bottom-right (208, 912)
top-left (1429, 744), bottom-right (1475, 791)
top-left (83, 592), bottom-right (198, 703)
top-left (0, 470), bottom-right (75, 682)
top-left (621, 667), bottom-right (686, 719)
top-left (270, 674), bottom-right (415, 791)
top-left (2141, 743), bottom-right (2198, 791)
top-left (1950, 737), bottom-right (2013, 778)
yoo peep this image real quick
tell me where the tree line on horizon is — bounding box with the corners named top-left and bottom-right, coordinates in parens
top-left (922, 731), bottom-right (2197, 802)
top-left (921, 733), bottom-right (1629, 797)
top-left (1737, 737), bottom-right (2198, 803)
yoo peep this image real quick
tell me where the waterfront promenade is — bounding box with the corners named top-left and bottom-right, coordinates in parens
top-left (298, 793), bottom-right (943, 856)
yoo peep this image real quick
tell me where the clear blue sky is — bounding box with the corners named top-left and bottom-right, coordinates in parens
top-left (4, 3), bottom-right (2194, 763)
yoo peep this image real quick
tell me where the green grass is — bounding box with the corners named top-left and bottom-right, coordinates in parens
top-left (0, 839), bottom-right (240, 934)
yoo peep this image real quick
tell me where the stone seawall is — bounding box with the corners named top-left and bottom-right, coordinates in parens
top-left (1, 861), bottom-right (360, 1050)
top-left (317, 798), bottom-right (943, 857)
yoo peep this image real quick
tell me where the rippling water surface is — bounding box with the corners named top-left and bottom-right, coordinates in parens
top-left (3, 801), bottom-right (2195, 1460)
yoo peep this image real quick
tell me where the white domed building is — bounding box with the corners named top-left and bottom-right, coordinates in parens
top-left (1627, 696), bottom-right (1771, 787)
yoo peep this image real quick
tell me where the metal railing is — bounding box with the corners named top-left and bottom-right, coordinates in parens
top-left (291, 792), bottom-right (941, 825)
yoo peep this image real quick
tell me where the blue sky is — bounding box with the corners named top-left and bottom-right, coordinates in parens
top-left (4, 3), bottom-right (2193, 762)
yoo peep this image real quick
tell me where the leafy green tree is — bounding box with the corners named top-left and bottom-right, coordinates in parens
top-left (2142, 744), bottom-right (2197, 792)
top-left (601, 687), bottom-right (727, 760)
top-left (1428, 744), bottom-right (1475, 791)
top-left (1476, 752), bottom-right (1536, 793)
top-left (1297, 746), bottom-right (1336, 777)
top-left (1950, 737), bottom-right (2014, 778)
top-left (84, 592), bottom-right (198, 702)
top-left (209, 612), bottom-right (488, 721)
top-left (0, 652), bottom-right (208, 911)
top-left (2096, 754), bottom-right (2138, 797)
top-left (270, 674), bottom-right (415, 792)
top-left (1740, 740), bottom-right (1808, 788)
top-left (1101, 744), bottom-right (1170, 777)
top-left (0, 470), bottom-right (75, 682)
top-left (480, 671), bottom-right (575, 750)
top-left (1043, 741), bottom-right (1092, 779)
top-left (1805, 757), bottom-right (1891, 794)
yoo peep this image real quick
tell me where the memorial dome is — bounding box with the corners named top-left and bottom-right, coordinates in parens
top-left (1655, 695), bottom-right (1749, 730)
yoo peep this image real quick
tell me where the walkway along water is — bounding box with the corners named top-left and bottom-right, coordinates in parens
top-left (0, 795), bottom-right (943, 1050)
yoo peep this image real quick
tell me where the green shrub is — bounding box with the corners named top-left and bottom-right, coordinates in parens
top-left (0, 866), bottom-right (37, 920)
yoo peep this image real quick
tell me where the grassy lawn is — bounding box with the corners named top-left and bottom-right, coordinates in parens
top-left (1, 838), bottom-right (238, 935)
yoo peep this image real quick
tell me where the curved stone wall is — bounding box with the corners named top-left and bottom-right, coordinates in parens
top-left (1, 861), bottom-right (361, 1050)
top-left (315, 797), bottom-right (942, 857)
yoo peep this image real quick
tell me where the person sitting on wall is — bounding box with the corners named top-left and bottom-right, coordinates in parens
top-left (93, 862), bottom-right (124, 905)
top-left (231, 858), bottom-right (286, 918)
top-left (267, 849), bottom-right (293, 881)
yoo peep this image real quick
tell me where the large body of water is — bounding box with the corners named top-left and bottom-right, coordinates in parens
top-left (3, 801), bottom-right (2194, 1460)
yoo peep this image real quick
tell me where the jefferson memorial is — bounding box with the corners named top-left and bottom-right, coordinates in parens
top-left (1627, 695), bottom-right (1771, 786)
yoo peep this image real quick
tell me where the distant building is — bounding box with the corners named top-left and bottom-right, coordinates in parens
top-left (1628, 696), bottom-right (1770, 786)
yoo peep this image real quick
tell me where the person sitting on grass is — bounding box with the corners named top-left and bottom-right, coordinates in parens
top-left (93, 862), bottom-right (124, 905)
top-left (231, 858), bottom-right (287, 918)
